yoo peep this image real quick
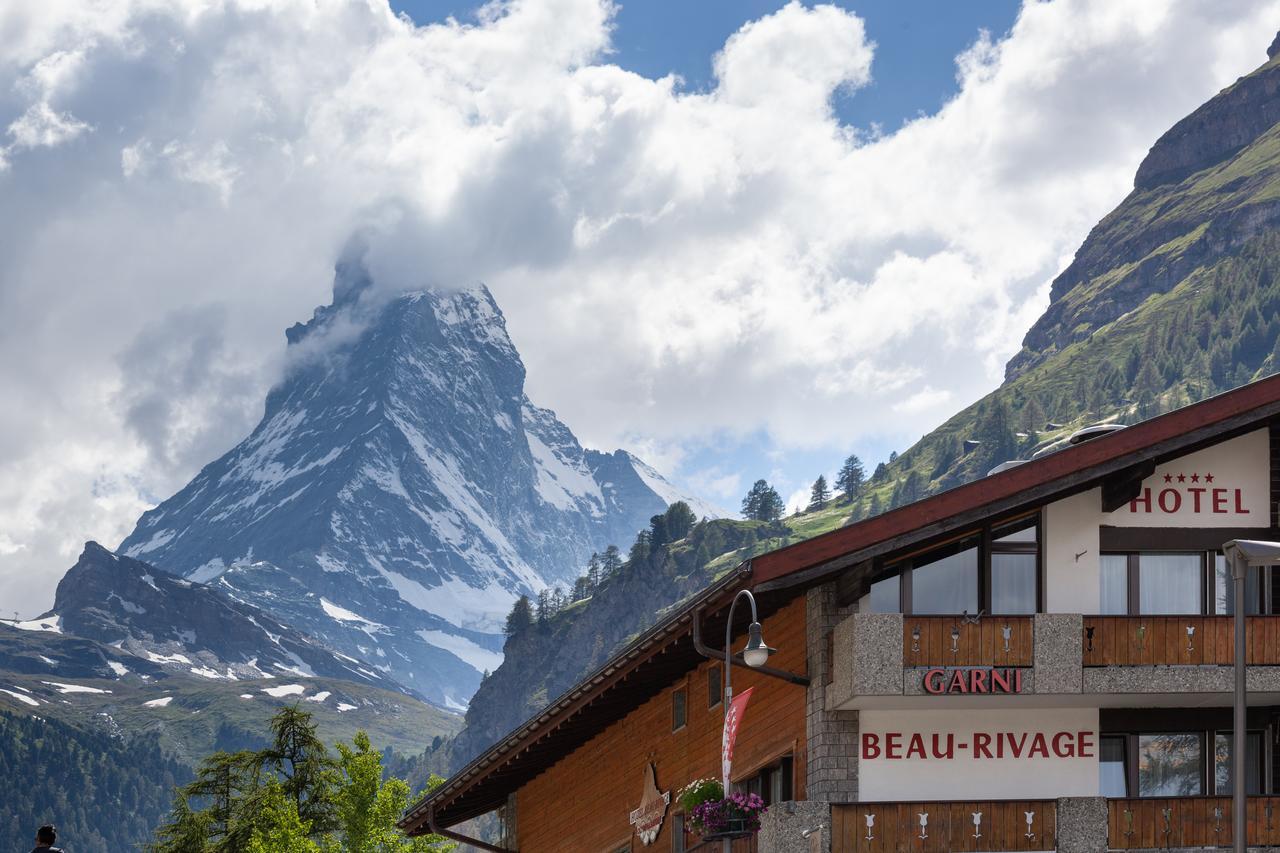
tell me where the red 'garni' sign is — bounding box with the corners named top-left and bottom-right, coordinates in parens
top-left (722, 687), bottom-right (754, 784)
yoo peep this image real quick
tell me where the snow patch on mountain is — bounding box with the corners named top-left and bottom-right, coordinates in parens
top-left (415, 629), bottom-right (504, 673)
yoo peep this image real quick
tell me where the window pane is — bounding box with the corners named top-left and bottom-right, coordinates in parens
top-left (708, 666), bottom-right (722, 708)
top-left (993, 520), bottom-right (1037, 543)
top-left (1100, 736), bottom-right (1127, 797)
top-left (870, 573), bottom-right (900, 613)
top-left (1101, 555), bottom-right (1129, 615)
top-left (1138, 734), bottom-right (1203, 796)
top-left (672, 689), bottom-right (686, 731)
top-left (1139, 554), bottom-right (1202, 614)
top-left (992, 553), bottom-right (1037, 614)
top-left (1214, 554), bottom-right (1261, 615)
top-left (1214, 731), bottom-right (1262, 795)
top-left (911, 545), bottom-right (979, 615)
top-left (671, 814), bottom-right (686, 853)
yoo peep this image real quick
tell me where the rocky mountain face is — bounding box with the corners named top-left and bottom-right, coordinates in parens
top-left (1008, 48), bottom-right (1280, 382)
top-left (41, 541), bottom-right (388, 686)
top-left (836, 34), bottom-right (1280, 507)
top-left (117, 256), bottom-right (703, 708)
top-left (449, 514), bottom-right (785, 767)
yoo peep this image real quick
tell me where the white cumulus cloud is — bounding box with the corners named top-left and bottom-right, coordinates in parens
top-left (0, 0), bottom-right (1277, 610)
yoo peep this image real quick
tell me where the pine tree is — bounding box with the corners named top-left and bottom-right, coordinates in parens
top-left (740, 479), bottom-right (784, 521)
top-left (807, 475), bottom-right (830, 511)
top-left (601, 545), bottom-right (622, 576)
top-left (586, 553), bottom-right (602, 589)
top-left (663, 501), bottom-right (697, 541)
top-left (535, 590), bottom-right (552, 627)
top-left (503, 595), bottom-right (533, 638)
top-left (834, 455), bottom-right (864, 503)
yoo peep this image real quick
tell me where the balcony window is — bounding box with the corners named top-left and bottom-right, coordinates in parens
top-left (1100, 554), bottom-right (1129, 615)
top-left (1213, 553), bottom-right (1262, 615)
top-left (991, 552), bottom-right (1037, 614)
top-left (1099, 735), bottom-right (1128, 797)
top-left (1137, 733), bottom-right (1204, 796)
top-left (869, 573), bottom-right (900, 613)
top-left (1213, 731), bottom-right (1263, 796)
top-left (872, 515), bottom-right (1040, 615)
top-left (1101, 552), bottom-right (1205, 615)
top-left (911, 543), bottom-right (979, 615)
top-left (1139, 554), bottom-right (1203, 614)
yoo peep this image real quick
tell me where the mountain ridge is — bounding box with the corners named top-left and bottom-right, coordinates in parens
top-left (117, 259), bottom-right (709, 706)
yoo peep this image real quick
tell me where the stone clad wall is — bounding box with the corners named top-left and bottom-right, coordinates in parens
top-left (805, 583), bottom-right (859, 801)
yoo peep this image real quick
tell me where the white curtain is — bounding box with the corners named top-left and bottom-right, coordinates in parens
top-left (1138, 554), bottom-right (1201, 614)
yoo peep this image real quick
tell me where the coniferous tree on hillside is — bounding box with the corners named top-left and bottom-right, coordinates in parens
top-left (601, 545), bottom-right (623, 576)
top-left (740, 479), bottom-right (784, 522)
top-left (504, 595), bottom-right (533, 638)
top-left (834, 455), bottom-right (864, 503)
top-left (807, 475), bottom-right (831, 511)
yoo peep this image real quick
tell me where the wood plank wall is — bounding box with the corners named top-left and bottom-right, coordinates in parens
top-left (1082, 616), bottom-right (1280, 665)
top-left (516, 597), bottom-right (809, 852)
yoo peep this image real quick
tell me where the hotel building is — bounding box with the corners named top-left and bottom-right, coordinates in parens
top-left (402, 376), bottom-right (1280, 852)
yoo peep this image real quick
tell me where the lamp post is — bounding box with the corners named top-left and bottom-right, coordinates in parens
top-left (721, 589), bottom-right (775, 851)
top-left (1222, 539), bottom-right (1280, 853)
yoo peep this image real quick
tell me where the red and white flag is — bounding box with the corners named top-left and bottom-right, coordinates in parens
top-left (721, 687), bottom-right (754, 784)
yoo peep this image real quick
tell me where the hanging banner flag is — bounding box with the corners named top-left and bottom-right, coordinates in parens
top-left (721, 687), bottom-right (755, 784)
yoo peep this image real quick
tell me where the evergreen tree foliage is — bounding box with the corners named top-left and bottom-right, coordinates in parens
top-left (150, 707), bottom-right (453, 853)
top-left (503, 595), bottom-right (533, 638)
top-left (740, 479), bottom-right (784, 522)
top-left (0, 710), bottom-right (189, 853)
top-left (834, 455), bottom-right (864, 502)
top-left (807, 475), bottom-right (830, 511)
top-left (601, 545), bottom-right (623, 575)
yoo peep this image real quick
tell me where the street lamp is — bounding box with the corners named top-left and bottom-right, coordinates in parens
top-left (721, 588), bottom-right (775, 853)
top-left (1222, 539), bottom-right (1280, 853)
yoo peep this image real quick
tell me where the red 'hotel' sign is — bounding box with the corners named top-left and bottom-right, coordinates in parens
top-left (1126, 476), bottom-right (1250, 515)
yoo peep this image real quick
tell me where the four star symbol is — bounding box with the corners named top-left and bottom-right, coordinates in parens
top-left (1160, 472), bottom-right (1215, 484)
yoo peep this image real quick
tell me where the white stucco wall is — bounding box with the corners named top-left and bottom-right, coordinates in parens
top-left (1043, 489), bottom-right (1101, 614)
top-left (858, 708), bottom-right (1100, 801)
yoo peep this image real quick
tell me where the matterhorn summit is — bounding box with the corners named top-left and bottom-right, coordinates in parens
top-left (118, 255), bottom-right (706, 707)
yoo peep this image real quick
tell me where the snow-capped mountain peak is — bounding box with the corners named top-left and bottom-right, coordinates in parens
top-left (117, 260), bottom-right (711, 706)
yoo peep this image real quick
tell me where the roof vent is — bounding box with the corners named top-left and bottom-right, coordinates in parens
top-left (1067, 423), bottom-right (1126, 445)
top-left (987, 460), bottom-right (1027, 476)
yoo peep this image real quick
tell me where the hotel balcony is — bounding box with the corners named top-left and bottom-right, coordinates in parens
top-left (764, 796), bottom-right (1280, 852)
top-left (828, 613), bottom-right (1280, 709)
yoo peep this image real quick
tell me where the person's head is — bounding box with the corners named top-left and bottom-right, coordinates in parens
top-left (35, 824), bottom-right (56, 846)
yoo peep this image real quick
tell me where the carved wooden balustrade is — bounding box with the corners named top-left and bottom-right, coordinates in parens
top-left (831, 800), bottom-right (1056, 852)
top-left (1082, 616), bottom-right (1280, 666)
top-left (1108, 796), bottom-right (1280, 849)
top-left (902, 617), bottom-right (1033, 668)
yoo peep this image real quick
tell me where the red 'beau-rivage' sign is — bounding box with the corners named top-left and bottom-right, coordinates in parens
top-left (721, 687), bottom-right (755, 784)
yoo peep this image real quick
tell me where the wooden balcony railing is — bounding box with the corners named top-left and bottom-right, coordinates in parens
top-left (902, 617), bottom-right (1033, 667)
top-left (1108, 796), bottom-right (1280, 849)
top-left (1082, 616), bottom-right (1280, 666)
top-left (831, 800), bottom-right (1056, 852)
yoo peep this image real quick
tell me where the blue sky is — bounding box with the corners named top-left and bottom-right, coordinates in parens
top-left (391, 0), bottom-right (1021, 130)
top-left (389, 0), bottom-right (1024, 513)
